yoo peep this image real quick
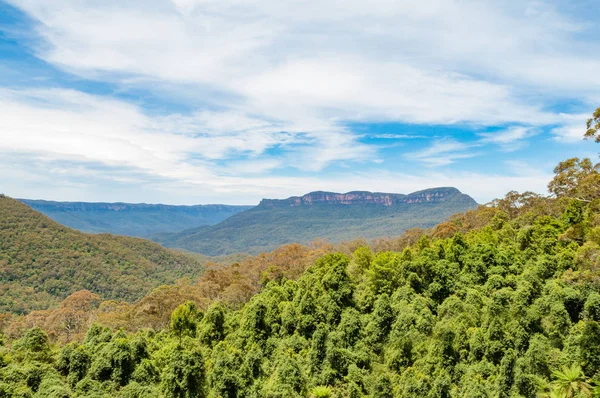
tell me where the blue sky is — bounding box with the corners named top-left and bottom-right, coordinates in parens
top-left (0, 0), bottom-right (599, 205)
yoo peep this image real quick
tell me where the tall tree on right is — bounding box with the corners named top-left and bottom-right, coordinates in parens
top-left (584, 107), bottom-right (600, 142)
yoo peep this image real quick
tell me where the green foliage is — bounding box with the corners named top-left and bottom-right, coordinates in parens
top-left (57, 344), bottom-right (91, 387)
top-left (12, 328), bottom-right (51, 363)
top-left (584, 107), bottom-right (600, 142)
top-left (34, 371), bottom-right (71, 398)
top-left (0, 196), bottom-right (205, 314)
top-left (548, 158), bottom-right (600, 202)
top-left (198, 303), bottom-right (226, 347)
top-left (88, 338), bottom-right (136, 385)
top-left (310, 385), bottom-right (331, 397)
top-left (584, 293), bottom-right (600, 322)
top-left (543, 364), bottom-right (593, 397)
top-left (579, 321), bottom-right (600, 378)
top-left (263, 351), bottom-right (306, 397)
top-left (117, 381), bottom-right (160, 398)
top-left (170, 301), bottom-right (199, 346)
top-left (160, 348), bottom-right (205, 398)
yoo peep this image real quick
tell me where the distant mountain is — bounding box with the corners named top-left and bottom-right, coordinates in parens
top-left (0, 195), bottom-right (206, 314)
top-left (19, 199), bottom-right (253, 237)
top-left (152, 187), bottom-right (478, 255)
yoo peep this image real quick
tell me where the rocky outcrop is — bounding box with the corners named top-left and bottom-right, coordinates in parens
top-left (403, 187), bottom-right (463, 204)
top-left (259, 187), bottom-right (470, 208)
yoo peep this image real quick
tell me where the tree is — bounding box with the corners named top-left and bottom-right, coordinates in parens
top-left (198, 303), bottom-right (226, 346)
top-left (550, 107), bottom-right (600, 200)
top-left (263, 351), bottom-right (307, 397)
top-left (371, 373), bottom-right (394, 398)
top-left (57, 344), bottom-right (91, 387)
top-left (89, 338), bottom-right (135, 385)
top-left (579, 321), bottom-right (600, 378)
top-left (161, 348), bottom-right (206, 398)
top-left (546, 365), bottom-right (593, 398)
top-left (584, 293), bottom-right (600, 322)
top-left (584, 107), bottom-right (600, 142)
top-left (134, 285), bottom-right (199, 330)
top-left (170, 301), bottom-right (198, 347)
top-left (47, 290), bottom-right (101, 342)
top-left (311, 386), bottom-right (332, 398)
top-left (13, 327), bottom-right (52, 362)
top-left (548, 158), bottom-right (600, 201)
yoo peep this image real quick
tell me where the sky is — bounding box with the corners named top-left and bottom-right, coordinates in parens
top-left (0, 0), bottom-right (599, 205)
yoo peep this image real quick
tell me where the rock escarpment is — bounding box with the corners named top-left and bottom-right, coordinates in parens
top-left (259, 187), bottom-right (467, 208)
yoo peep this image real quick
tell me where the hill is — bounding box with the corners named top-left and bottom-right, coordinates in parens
top-left (152, 187), bottom-right (478, 255)
top-left (0, 195), bottom-right (206, 314)
top-left (19, 199), bottom-right (252, 237)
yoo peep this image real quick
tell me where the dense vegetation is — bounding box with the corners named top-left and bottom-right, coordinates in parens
top-left (2, 150), bottom-right (600, 396)
top-left (154, 188), bottom-right (477, 255)
top-left (20, 200), bottom-right (252, 237)
top-left (0, 197), bottom-right (207, 314)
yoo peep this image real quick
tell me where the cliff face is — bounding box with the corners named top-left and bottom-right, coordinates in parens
top-left (155, 186), bottom-right (478, 255)
top-left (402, 187), bottom-right (463, 204)
top-left (261, 191), bottom-right (406, 207)
top-left (259, 187), bottom-right (470, 208)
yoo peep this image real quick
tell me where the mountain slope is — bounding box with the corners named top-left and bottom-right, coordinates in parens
top-left (19, 199), bottom-right (253, 237)
top-left (153, 187), bottom-right (478, 255)
top-left (0, 195), bottom-right (205, 314)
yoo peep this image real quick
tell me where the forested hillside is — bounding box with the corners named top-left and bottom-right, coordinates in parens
top-left (154, 187), bottom-right (477, 255)
top-left (20, 200), bottom-right (252, 237)
top-left (2, 150), bottom-right (600, 397)
top-left (0, 196), bottom-right (206, 314)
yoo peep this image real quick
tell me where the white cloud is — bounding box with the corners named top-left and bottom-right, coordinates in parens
top-left (366, 134), bottom-right (426, 139)
top-left (7, 0), bottom-right (598, 128)
top-left (236, 57), bottom-right (557, 126)
top-left (550, 113), bottom-right (592, 142)
top-left (478, 126), bottom-right (538, 151)
top-left (0, 87), bottom-right (371, 180)
top-left (480, 127), bottom-right (532, 144)
top-left (407, 139), bottom-right (480, 167)
top-left (223, 159), bottom-right (283, 175)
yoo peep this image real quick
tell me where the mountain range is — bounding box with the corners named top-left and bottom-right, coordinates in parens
top-left (19, 199), bottom-right (252, 237)
top-left (152, 187), bottom-right (478, 255)
top-left (18, 187), bottom-right (477, 256)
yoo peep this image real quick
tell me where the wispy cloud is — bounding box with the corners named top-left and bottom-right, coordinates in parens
top-left (478, 126), bottom-right (538, 151)
top-left (550, 113), bottom-right (593, 142)
top-left (365, 134), bottom-right (427, 139)
top-left (407, 139), bottom-right (480, 167)
top-left (0, 87), bottom-right (375, 180)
